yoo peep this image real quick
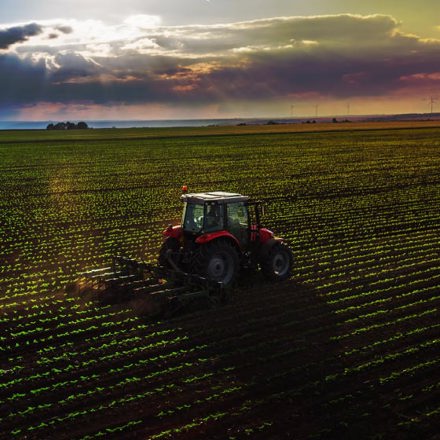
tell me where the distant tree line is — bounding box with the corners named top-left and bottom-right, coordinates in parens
top-left (46, 121), bottom-right (89, 130)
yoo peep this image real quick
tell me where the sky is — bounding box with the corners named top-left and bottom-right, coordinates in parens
top-left (1, 0), bottom-right (440, 121)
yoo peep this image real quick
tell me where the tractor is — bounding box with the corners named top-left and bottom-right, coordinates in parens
top-left (159, 188), bottom-right (293, 287)
top-left (66, 188), bottom-right (293, 315)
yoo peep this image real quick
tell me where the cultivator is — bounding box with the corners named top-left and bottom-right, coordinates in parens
top-left (66, 256), bottom-right (225, 317)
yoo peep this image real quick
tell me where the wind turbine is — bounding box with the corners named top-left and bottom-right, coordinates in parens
top-left (422, 96), bottom-right (438, 114)
top-left (290, 104), bottom-right (295, 119)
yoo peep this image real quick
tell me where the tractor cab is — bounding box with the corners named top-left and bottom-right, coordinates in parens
top-left (180, 191), bottom-right (258, 247)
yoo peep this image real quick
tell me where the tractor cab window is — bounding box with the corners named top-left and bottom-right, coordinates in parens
top-left (182, 202), bottom-right (204, 233)
top-left (204, 202), bottom-right (224, 232)
top-left (227, 202), bottom-right (249, 244)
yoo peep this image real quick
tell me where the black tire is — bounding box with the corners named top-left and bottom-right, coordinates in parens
top-left (158, 237), bottom-right (181, 268)
top-left (260, 242), bottom-right (293, 281)
top-left (192, 240), bottom-right (239, 287)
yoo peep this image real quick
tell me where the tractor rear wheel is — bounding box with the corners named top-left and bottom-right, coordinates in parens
top-left (260, 242), bottom-right (293, 281)
top-left (193, 240), bottom-right (239, 287)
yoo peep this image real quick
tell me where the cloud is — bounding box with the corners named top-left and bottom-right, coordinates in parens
top-left (56, 25), bottom-right (73, 34)
top-left (126, 14), bottom-right (400, 56)
top-left (1, 14), bottom-right (440, 116)
top-left (0, 22), bottom-right (43, 49)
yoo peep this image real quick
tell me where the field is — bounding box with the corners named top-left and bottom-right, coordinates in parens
top-left (1, 122), bottom-right (439, 439)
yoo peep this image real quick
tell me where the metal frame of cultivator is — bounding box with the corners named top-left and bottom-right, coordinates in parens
top-left (66, 256), bottom-right (225, 316)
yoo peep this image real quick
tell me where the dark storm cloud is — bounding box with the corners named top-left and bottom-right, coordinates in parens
top-left (50, 52), bottom-right (104, 82)
top-left (2, 14), bottom-right (440, 109)
top-left (0, 22), bottom-right (43, 49)
top-left (0, 54), bottom-right (46, 104)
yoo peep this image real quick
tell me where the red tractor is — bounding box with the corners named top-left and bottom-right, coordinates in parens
top-left (159, 189), bottom-right (293, 287)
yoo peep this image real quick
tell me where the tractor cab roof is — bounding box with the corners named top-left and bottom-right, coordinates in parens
top-left (181, 191), bottom-right (249, 204)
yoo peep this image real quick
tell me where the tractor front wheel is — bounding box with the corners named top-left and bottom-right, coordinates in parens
top-left (193, 240), bottom-right (239, 287)
top-left (260, 242), bottom-right (293, 281)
